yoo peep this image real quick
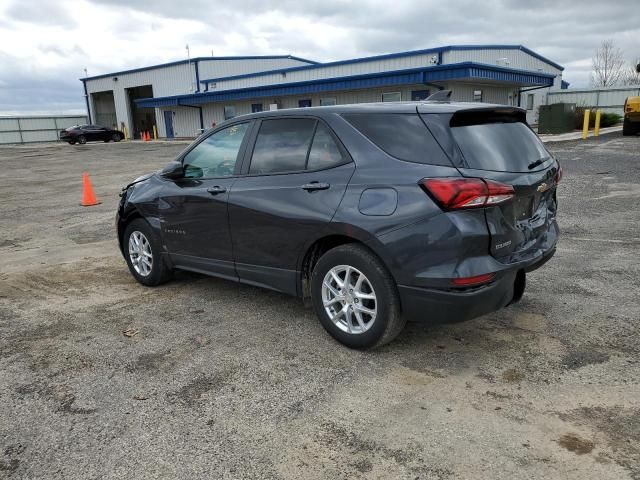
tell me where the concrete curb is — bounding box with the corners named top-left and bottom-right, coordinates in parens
top-left (539, 125), bottom-right (623, 143)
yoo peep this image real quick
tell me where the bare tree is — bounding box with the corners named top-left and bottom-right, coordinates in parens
top-left (621, 58), bottom-right (640, 86)
top-left (591, 40), bottom-right (625, 87)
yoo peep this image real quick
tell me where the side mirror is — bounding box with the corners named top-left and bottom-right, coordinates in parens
top-left (161, 160), bottom-right (184, 179)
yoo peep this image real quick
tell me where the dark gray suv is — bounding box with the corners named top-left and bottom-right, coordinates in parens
top-left (117, 100), bottom-right (560, 348)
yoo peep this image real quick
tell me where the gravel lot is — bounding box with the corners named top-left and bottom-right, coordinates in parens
top-left (1, 134), bottom-right (638, 479)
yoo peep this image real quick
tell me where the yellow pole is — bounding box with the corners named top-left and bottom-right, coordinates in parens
top-left (123, 126), bottom-right (129, 140)
top-left (153, 125), bottom-right (158, 140)
top-left (582, 109), bottom-right (590, 140)
top-left (594, 109), bottom-right (601, 137)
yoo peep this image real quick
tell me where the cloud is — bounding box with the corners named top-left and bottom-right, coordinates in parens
top-left (0, 52), bottom-right (86, 114)
top-left (0, 0), bottom-right (639, 114)
top-left (5, 0), bottom-right (77, 28)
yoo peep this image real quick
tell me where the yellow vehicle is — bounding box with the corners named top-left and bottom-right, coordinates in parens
top-left (623, 96), bottom-right (640, 136)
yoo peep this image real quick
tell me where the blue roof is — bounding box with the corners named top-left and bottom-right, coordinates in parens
top-left (80, 55), bottom-right (318, 82)
top-left (199, 44), bottom-right (564, 85)
top-left (135, 62), bottom-right (555, 109)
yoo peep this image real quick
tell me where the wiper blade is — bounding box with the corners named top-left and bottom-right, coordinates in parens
top-left (528, 158), bottom-right (545, 170)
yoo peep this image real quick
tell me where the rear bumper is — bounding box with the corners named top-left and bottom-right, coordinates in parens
top-left (398, 246), bottom-right (555, 324)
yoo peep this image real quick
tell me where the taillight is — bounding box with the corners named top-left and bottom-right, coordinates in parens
top-left (554, 165), bottom-right (563, 184)
top-left (420, 177), bottom-right (514, 210)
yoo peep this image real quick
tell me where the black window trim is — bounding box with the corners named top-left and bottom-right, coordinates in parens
top-left (173, 119), bottom-right (255, 180)
top-left (238, 115), bottom-right (353, 177)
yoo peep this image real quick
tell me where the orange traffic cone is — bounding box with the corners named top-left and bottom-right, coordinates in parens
top-left (145, 131), bottom-right (150, 141)
top-left (80, 172), bottom-right (101, 206)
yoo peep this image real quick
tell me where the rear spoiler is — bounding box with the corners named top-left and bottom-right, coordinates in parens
top-left (449, 107), bottom-right (527, 127)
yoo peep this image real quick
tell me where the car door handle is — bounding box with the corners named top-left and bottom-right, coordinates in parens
top-left (301, 182), bottom-right (330, 191)
top-left (207, 186), bottom-right (227, 195)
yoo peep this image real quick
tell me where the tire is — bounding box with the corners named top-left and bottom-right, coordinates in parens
top-left (112, 133), bottom-right (122, 142)
top-left (77, 135), bottom-right (87, 145)
top-left (68, 140), bottom-right (76, 145)
top-left (622, 119), bottom-right (637, 136)
top-left (310, 244), bottom-right (405, 349)
top-left (123, 219), bottom-right (172, 286)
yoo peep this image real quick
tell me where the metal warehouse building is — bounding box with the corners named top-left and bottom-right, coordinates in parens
top-left (81, 45), bottom-right (564, 139)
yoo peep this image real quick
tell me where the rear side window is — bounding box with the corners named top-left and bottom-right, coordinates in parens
top-left (250, 118), bottom-right (315, 174)
top-left (307, 123), bottom-right (344, 170)
top-left (451, 120), bottom-right (550, 172)
top-left (343, 113), bottom-right (452, 166)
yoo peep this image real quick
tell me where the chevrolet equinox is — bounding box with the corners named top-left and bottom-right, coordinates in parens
top-left (117, 97), bottom-right (560, 348)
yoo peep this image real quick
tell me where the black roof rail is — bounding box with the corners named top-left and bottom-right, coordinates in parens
top-left (425, 90), bottom-right (452, 102)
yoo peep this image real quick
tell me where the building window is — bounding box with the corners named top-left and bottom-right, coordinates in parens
top-left (320, 97), bottom-right (337, 106)
top-left (526, 94), bottom-right (534, 110)
top-left (251, 103), bottom-right (263, 113)
top-left (473, 90), bottom-right (483, 102)
top-left (224, 105), bottom-right (236, 120)
top-left (382, 92), bottom-right (401, 102)
top-left (298, 99), bottom-right (312, 108)
top-left (411, 89), bottom-right (430, 101)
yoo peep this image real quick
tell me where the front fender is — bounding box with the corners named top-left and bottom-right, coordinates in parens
top-left (116, 175), bottom-right (164, 256)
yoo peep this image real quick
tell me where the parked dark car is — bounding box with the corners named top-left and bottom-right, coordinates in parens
top-left (60, 124), bottom-right (124, 144)
top-left (116, 100), bottom-right (561, 349)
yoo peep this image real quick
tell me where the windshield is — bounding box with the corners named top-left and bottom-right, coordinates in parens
top-left (451, 121), bottom-right (551, 173)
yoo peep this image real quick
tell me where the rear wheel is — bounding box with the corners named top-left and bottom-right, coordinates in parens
top-left (112, 133), bottom-right (122, 142)
top-left (310, 244), bottom-right (405, 349)
top-left (77, 135), bottom-right (87, 145)
top-left (622, 118), bottom-right (637, 136)
top-left (123, 219), bottom-right (172, 286)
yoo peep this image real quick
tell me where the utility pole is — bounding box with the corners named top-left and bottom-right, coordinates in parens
top-left (186, 44), bottom-right (193, 92)
top-left (82, 67), bottom-right (92, 124)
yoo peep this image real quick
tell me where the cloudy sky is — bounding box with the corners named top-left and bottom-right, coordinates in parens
top-left (0, 0), bottom-right (638, 114)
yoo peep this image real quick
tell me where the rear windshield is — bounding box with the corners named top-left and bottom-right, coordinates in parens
top-left (451, 120), bottom-right (551, 173)
top-left (342, 113), bottom-right (452, 166)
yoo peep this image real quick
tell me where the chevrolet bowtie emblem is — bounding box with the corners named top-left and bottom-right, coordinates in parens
top-left (537, 182), bottom-right (549, 193)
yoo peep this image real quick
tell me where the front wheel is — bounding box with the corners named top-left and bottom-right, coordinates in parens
top-left (310, 244), bottom-right (405, 349)
top-left (77, 135), bottom-right (87, 144)
top-left (123, 219), bottom-right (172, 286)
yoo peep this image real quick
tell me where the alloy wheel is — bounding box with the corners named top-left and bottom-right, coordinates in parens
top-left (321, 265), bottom-right (377, 334)
top-left (128, 231), bottom-right (153, 276)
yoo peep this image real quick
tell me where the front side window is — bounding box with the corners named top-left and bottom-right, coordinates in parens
top-left (249, 118), bottom-right (316, 174)
top-left (183, 123), bottom-right (249, 178)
